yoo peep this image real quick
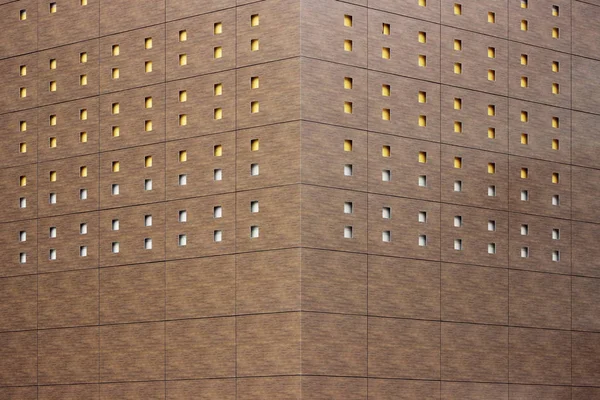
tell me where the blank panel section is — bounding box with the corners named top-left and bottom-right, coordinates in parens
top-left (0, 275), bottom-right (37, 332)
top-left (573, 2), bottom-right (600, 60)
top-left (166, 379), bottom-right (235, 400)
top-left (509, 384), bottom-right (574, 400)
top-left (573, 111), bottom-right (600, 169)
top-left (573, 56), bottom-right (600, 114)
top-left (99, 382), bottom-right (165, 400)
top-left (573, 277), bottom-right (600, 332)
top-left (100, 0), bottom-right (164, 35)
top-left (237, 377), bottom-right (301, 400)
top-left (573, 166), bottom-right (600, 223)
top-left (167, 0), bottom-right (235, 21)
top-left (573, 331), bottom-right (600, 386)
top-left (573, 221), bottom-right (600, 278)
top-left (0, 331), bottom-right (37, 386)
top-left (368, 379), bottom-right (440, 400)
top-left (302, 377), bottom-right (366, 400)
top-left (39, 384), bottom-right (100, 400)
top-left (441, 382), bottom-right (508, 400)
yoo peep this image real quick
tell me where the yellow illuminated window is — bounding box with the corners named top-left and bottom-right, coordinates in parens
top-left (552, 83), bottom-right (560, 94)
top-left (80, 132), bottom-right (87, 143)
top-left (552, 117), bottom-right (559, 128)
top-left (551, 61), bottom-right (560, 73)
top-left (344, 102), bottom-right (353, 114)
top-left (454, 157), bottom-right (462, 168)
top-left (20, 143), bottom-right (27, 153)
top-left (251, 39), bottom-right (259, 51)
top-left (418, 91), bottom-right (427, 103)
top-left (20, 10), bottom-right (26, 20)
top-left (19, 87), bottom-right (27, 98)
top-left (145, 120), bottom-right (153, 131)
top-left (179, 90), bottom-right (187, 102)
top-left (252, 76), bottom-right (260, 89)
top-left (251, 139), bottom-right (260, 151)
top-left (521, 168), bottom-right (528, 178)
top-left (214, 108), bottom-right (223, 120)
top-left (249, 101), bottom-right (260, 114)
top-left (488, 105), bottom-right (496, 116)
top-left (112, 45), bottom-right (120, 56)
top-left (49, 137), bottom-right (57, 147)
top-left (488, 47), bottom-right (496, 58)
top-left (454, 121), bottom-right (463, 133)
top-left (418, 31), bottom-right (426, 43)
top-left (521, 54), bottom-right (528, 65)
top-left (344, 139), bottom-right (352, 152)
top-left (382, 84), bottom-right (391, 96)
top-left (145, 37), bottom-right (152, 49)
top-left (145, 97), bottom-right (153, 108)
top-left (20, 176), bottom-right (27, 186)
top-left (454, 98), bottom-right (462, 110)
top-left (552, 139), bottom-right (559, 150)
top-left (419, 115), bottom-right (427, 127)
top-left (454, 3), bottom-right (462, 15)
top-left (50, 3), bottom-right (56, 13)
top-left (50, 81), bottom-right (57, 92)
top-left (112, 126), bottom-right (120, 137)
top-left (145, 156), bottom-right (152, 167)
top-left (178, 115), bottom-right (187, 126)
top-left (382, 109), bottom-right (391, 121)
top-left (49, 170), bottom-right (57, 181)
top-left (552, 27), bottom-right (559, 38)
top-left (521, 20), bottom-right (528, 31)
top-left (179, 30), bottom-right (187, 41)
top-left (50, 115), bottom-right (57, 126)
top-left (80, 52), bottom-right (87, 63)
top-left (488, 127), bottom-right (496, 139)
top-left (521, 0), bottom-right (528, 8)
top-left (454, 63), bottom-right (462, 74)
top-left (81, 0), bottom-right (87, 5)
top-left (214, 22), bottom-right (222, 34)
top-left (80, 74), bottom-right (88, 86)
top-left (488, 163), bottom-right (496, 174)
top-left (418, 54), bottom-right (426, 67)
top-left (179, 150), bottom-right (187, 162)
top-left (344, 14), bottom-right (353, 27)
top-left (112, 161), bottom-right (120, 172)
top-left (20, 65), bottom-right (26, 76)
top-left (251, 14), bottom-right (259, 27)
top-left (179, 54), bottom-right (187, 66)
top-left (454, 39), bottom-right (462, 51)
top-left (552, 5), bottom-right (559, 16)
top-left (343, 77), bottom-right (353, 90)
top-left (80, 166), bottom-right (87, 177)
top-left (419, 0), bottom-right (426, 6)
top-left (521, 76), bottom-right (528, 88)
top-left (488, 12), bottom-right (495, 23)
top-left (214, 47), bottom-right (223, 58)
top-left (419, 151), bottom-right (427, 163)
top-left (488, 69), bottom-right (496, 81)
top-left (214, 145), bottom-right (223, 157)
top-left (80, 109), bottom-right (88, 120)
top-left (382, 23), bottom-right (390, 35)
top-left (382, 145), bottom-right (391, 157)
top-left (20, 121), bottom-right (27, 131)
top-left (382, 47), bottom-right (391, 59)
top-left (145, 61), bottom-right (153, 72)
top-left (112, 68), bottom-right (120, 79)
top-left (214, 83), bottom-right (223, 96)
top-left (521, 111), bottom-right (528, 122)
top-left (521, 133), bottom-right (528, 144)
top-left (552, 173), bottom-right (559, 184)
top-left (344, 40), bottom-right (353, 52)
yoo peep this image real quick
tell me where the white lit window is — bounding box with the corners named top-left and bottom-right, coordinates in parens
top-left (79, 189), bottom-right (88, 200)
top-left (418, 175), bottom-right (427, 187)
top-left (250, 226), bottom-right (260, 238)
top-left (251, 163), bottom-right (260, 176)
top-left (214, 169), bottom-right (223, 181)
top-left (251, 201), bottom-right (259, 213)
top-left (112, 219), bottom-right (120, 231)
top-left (80, 223), bottom-right (88, 234)
top-left (49, 249), bottom-right (56, 260)
top-left (488, 185), bottom-right (497, 197)
top-left (144, 179), bottom-right (153, 191)
top-left (19, 197), bottom-right (27, 208)
top-left (419, 234), bottom-right (427, 246)
top-left (382, 231), bottom-right (391, 242)
top-left (552, 194), bottom-right (560, 206)
top-left (552, 250), bottom-right (560, 262)
top-left (344, 202), bottom-right (353, 214)
top-left (145, 215), bottom-right (152, 226)
top-left (383, 207), bottom-right (392, 219)
top-left (521, 224), bottom-right (529, 235)
top-left (214, 206), bottom-right (222, 218)
top-left (178, 234), bottom-right (187, 246)
top-left (144, 238), bottom-right (152, 249)
top-left (418, 211), bottom-right (427, 223)
top-left (521, 190), bottom-right (529, 201)
top-left (112, 242), bottom-right (120, 253)
top-left (20, 253), bottom-right (27, 263)
top-left (488, 220), bottom-right (496, 231)
top-left (112, 184), bottom-right (120, 195)
top-left (344, 164), bottom-right (353, 176)
top-left (80, 246), bottom-right (87, 257)
top-left (178, 174), bottom-right (187, 186)
top-left (19, 231), bottom-right (27, 242)
top-left (49, 227), bottom-right (57, 238)
top-left (214, 230), bottom-right (223, 242)
top-left (179, 210), bottom-right (187, 222)
top-left (552, 228), bottom-right (560, 240)
top-left (454, 239), bottom-right (463, 251)
top-left (488, 243), bottom-right (496, 254)
top-left (382, 170), bottom-right (391, 182)
top-left (521, 247), bottom-right (529, 258)
top-left (49, 193), bottom-right (57, 204)
top-left (454, 181), bottom-right (462, 192)
top-left (344, 226), bottom-right (353, 238)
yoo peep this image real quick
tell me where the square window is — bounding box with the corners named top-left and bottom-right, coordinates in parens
top-left (179, 150), bottom-right (187, 162)
top-left (521, 0), bottom-right (528, 8)
top-left (252, 76), bottom-right (260, 89)
top-left (49, 193), bottom-right (57, 204)
top-left (382, 23), bottom-right (390, 35)
top-left (454, 121), bottom-right (463, 133)
top-left (419, 151), bottom-right (427, 163)
top-left (454, 239), bottom-right (463, 251)
top-left (488, 11), bottom-right (495, 23)
top-left (454, 39), bottom-right (462, 51)
top-left (521, 190), bottom-right (529, 201)
top-left (112, 126), bottom-right (120, 137)
top-left (419, 235), bottom-right (427, 247)
top-left (214, 84), bottom-right (222, 96)
top-left (19, 197), bottom-right (26, 208)
top-left (49, 227), bottom-right (57, 238)
top-left (80, 223), bottom-right (88, 235)
top-left (382, 145), bottom-right (391, 157)
top-left (250, 163), bottom-right (260, 176)
top-left (344, 40), bottom-right (353, 52)
top-left (179, 30), bottom-right (187, 41)
top-left (552, 250), bottom-right (560, 262)
top-left (418, 31), bottom-right (426, 43)
top-left (49, 2), bottom-right (57, 12)
top-left (382, 108), bottom-right (391, 121)
top-left (488, 162), bottom-right (496, 174)
top-left (488, 243), bottom-right (496, 254)
top-left (552, 228), bottom-right (560, 240)
top-left (145, 215), bottom-right (152, 226)
top-left (214, 230), bottom-right (223, 242)
top-left (214, 169), bottom-right (223, 181)
top-left (251, 14), bottom-right (259, 26)
top-left (552, 27), bottom-right (560, 38)
top-left (488, 220), bottom-right (496, 231)
top-left (552, 172), bottom-right (559, 184)
top-left (214, 206), bottom-right (222, 218)
top-left (251, 139), bottom-right (260, 151)
top-left (418, 175), bottom-right (427, 187)
top-left (418, 211), bottom-right (427, 223)
top-left (419, 0), bottom-right (426, 6)
top-left (418, 91), bottom-right (427, 103)
top-left (454, 3), bottom-right (462, 15)
top-left (488, 185), bottom-right (496, 197)
top-left (49, 249), bottom-right (56, 260)
top-left (179, 54), bottom-right (187, 66)
top-left (344, 14), bottom-right (353, 27)
top-left (454, 180), bottom-right (463, 192)
top-left (112, 68), bottom-right (120, 79)
top-left (112, 219), bottom-right (120, 231)
top-left (344, 102), bottom-right (353, 114)
top-left (20, 142), bottom-right (27, 153)
top-left (521, 247), bottom-right (529, 258)
top-left (214, 22), bottom-right (223, 34)
top-left (178, 174), bottom-right (187, 186)
top-left (521, 224), bottom-right (529, 235)
top-left (49, 137), bottom-right (57, 147)
top-left (19, 87), bottom-right (27, 98)
top-left (344, 164), bottom-right (353, 176)
top-left (214, 47), bottom-right (223, 58)
top-left (79, 189), bottom-right (88, 200)
top-left (144, 238), bottom-right (152, 250)
top-left (344, 202), bottom-right (353, 214)
top-left (251, 201), bottom-right (259, 213)
top-left (214, 144), bottom-right (223, 157)
top-left (552, 83), bottom-right (560, 94)
top-left (552, 139), bottom-right (560, 150)
top-left (488, 105), bottom-right (496, 116)
top-left (145, 179), bottom-right (153, 191)
top-left (251, 101), bottom-right (260, 113)
top-left (383, 207), bottom-right (392, 219)
top-left (112, 242), bottom-right (120, 253)
top-left (80, 246), bottom-right (88, 257)
top-left (111, 184), bottom-right (119, 195)
top-left (250, 226), bottom-right (260, 238)
top-left (382, 84), bottom-right (391, 96)
top-left (19, 231), bottom-right (26, 242)
top-left (454, 63), bottom-right (462, 74)
top-left (552, 5), bottom-right (559, 16)
top-left (80, 74), bottom-right (89, 86)
top-left (382, 231), bottom-right (391, 242)
top-left (178, 115), bottom-right (186, 126)
top-left (382, 170), bottom-right (391, 182)
top-left (344, 226), bottom-right (353, 239)
top-left (179, 210), bottom-right (187, 222)
top-left (488, 128), bottom-right (496, 139)
top-left (552, 194), bottom-right (560, 206)
top-left (419, 115), bottom-right (427, 126)
top-left (454, 157), bottom-right (462, 168)
top-left (145, 155), bottom-right (153, 167)
top-left (251, 39), bottom-right (259, 51)
top-left (80, 52), bottom-right (88, 63)
top-left (454, 98), bottom-right (462, 109)
top-left (49, 59), bottom-right (57, 69)
top-left (20, 253), bottom-right (27, 263)
top-left (178, 234), bottom-right (187, 247)
top-left (214, 108), bottom-right (223, 120)
top-left (145, 37), bottom-right (152, 49)
top-left (552, 117), bottom-right (560, 128)
top-left (344, 139), bottom-right (353, 152)
top-left (454, 216), bottom-right (463, 227)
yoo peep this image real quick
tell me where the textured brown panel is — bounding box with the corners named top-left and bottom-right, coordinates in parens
top-left (99, 26), bottom-right (165, 94)
top-left (237, 249), bottom-right (300, 314)
top-left (368, 10), bottom-right (440, 82)
top-left (508, 0), bottom-right (572, 53)
top-left (573, 221), bottom-right (600, 277)
top-left (509, 270), bottom-right (571, 330)
top-left (237, 122), bottom-right (301, 191)
top-left (441, 0), bottom-right (508, 37)
top-left (0, 275), bottom-right (37, 332)
top-left (238, 0), bottom-right (301, 67)
top-left (509, 327), bottom-right (571, 385)
top-left (573, 1), bottom-right (600, 59)
top-left (100, 322), bottom-right (164, 382)
top-left (301, 58), bottom-right (367, 131)
top-left (0, 386), bottom-right (37, 400)
top-left (441, 85), bottom-right (509, 153)
top-left (301, 121), bottom-right (367, 191)
top-left (573, 386), bottom-right (600, 400)
top-left (38, 269), bottom-right (99, 329)
top-left (441, 204), bottom-right (509, 268)
top-left (369, 256), bottom-right (439, 320)
top-left (165, 195), bottom-right (235, 259)
top-left (0, 109), bottom-right (38, 169)
top-left (573, 331), bottom-right (600, 386)
top-left (0, 331), bottom-right (37, 386)
top-left (0, 164), bottom-right (38, 224)
top-left (573, 111), bottom-right (600, 169)
top-left (441, 263), bottom-right (508, 325)
top-left (368, 317), bottom-right (440, 380)
top-left (573, 56), bottom-right (600, 114)
top-left (166, 379), bottom-right (236, 400)
top-left (0, 0), bottom-right (38, 59)
top-left (38, 326), bottom-right (99, 385)
top-left (39, 384), bottom-right (99, 400)
top-left (166, 317), bottom-right (235, 380)
top-left (100, 263), bottom-right (165, 324)
top-left (368, 379), bottom-right (440, 400)
top-left (100, 0), bottom-right (165, 35)
top-left (0, 220), bottom-right (38, 278)
top-left (573, 277), bottom-right (600, 332)
top-left (441, 322), bottom-right (508, 382)
top-left (441, 382), bottom-right (508, 400)
top-left (368, 194), bottom-right (441, 260)
top-left (0, 54), bottom-right (38, 114)
top-left (369, 0), bottom-right (440, 22)
top-left (302, 313), bottom-right (367, 376)
top-left (301, 249), bottom-right (367, 314)
top-left (100, 382), bottom-right (164, 400)
top-left (441, 26), bottom-right (508, 96)
top-left (572, 166), bottom-right (600, 223)
top-left (37, 0), bottom-right (99, 50)
top-left (167, 255), bottom-right (235, 319)
top-left (302, 377), bottom-right (367, 400)
top-left (237, 313), bottom-right (301, 376)
top-left (302, 185), bottom-right (367, 253)
top-left (237, 376), bottom-right (301, 400)
top-left (509, 384), bottom-right (572, 400)
top-left (166, 0), bottom-right (235, 21)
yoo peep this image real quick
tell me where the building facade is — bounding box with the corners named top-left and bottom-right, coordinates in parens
top-left (1, 0), bottom-right (600, 398)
